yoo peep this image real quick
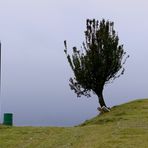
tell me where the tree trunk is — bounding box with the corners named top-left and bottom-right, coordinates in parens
top-left (98, 93), bottom-right (107, 108)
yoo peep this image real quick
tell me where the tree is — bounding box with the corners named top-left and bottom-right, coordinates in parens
top-left (64, 19), bottom-right (129, 109)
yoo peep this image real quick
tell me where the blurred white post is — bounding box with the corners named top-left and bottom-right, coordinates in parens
top-left (0, 41), bottom-right (1, 93)
top-left (0, 42), bottom-right (1, 123)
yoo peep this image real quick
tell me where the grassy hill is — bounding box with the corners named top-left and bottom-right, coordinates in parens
top-left (0, 99), bottom-right (148, 148)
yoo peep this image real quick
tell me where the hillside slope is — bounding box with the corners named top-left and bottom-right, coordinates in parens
top-left (0, 99), bottom-right (148, 148)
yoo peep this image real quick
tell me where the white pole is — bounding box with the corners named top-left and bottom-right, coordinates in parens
top-left (0, 42), bottom-right (1, 123)
top-left (0, 41), bottom-right (1, 93)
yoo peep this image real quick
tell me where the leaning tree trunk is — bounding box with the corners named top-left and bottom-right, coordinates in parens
top-left (96, 91), bottom-right (106, 108)
top-left (97, 93), bottom-right (107, 108)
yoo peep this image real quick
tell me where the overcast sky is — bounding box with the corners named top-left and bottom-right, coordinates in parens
top-left (0, 0), bottom-right (148, 126)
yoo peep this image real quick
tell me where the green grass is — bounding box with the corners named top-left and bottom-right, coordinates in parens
top-left (0, 99), bottom-right (148, 148)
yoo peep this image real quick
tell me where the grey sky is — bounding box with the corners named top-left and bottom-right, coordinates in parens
top-left (0, 0), bottom-right (148, 126)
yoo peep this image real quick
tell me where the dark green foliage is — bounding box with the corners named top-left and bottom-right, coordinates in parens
top-left (64, 19), bottom-right (129, 107)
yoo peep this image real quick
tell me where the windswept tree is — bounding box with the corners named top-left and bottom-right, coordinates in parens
top-left (64, 19), bottom-right (129, 108)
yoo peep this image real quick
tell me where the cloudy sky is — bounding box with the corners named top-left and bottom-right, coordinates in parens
top-left (0, 0), bottom-right (148, 126)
